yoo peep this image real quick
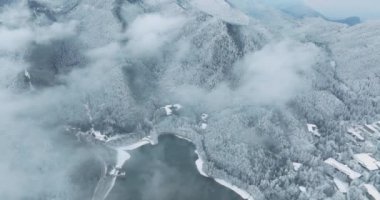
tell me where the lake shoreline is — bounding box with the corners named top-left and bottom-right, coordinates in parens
top-left (113, 133), bottom-right (254, 200)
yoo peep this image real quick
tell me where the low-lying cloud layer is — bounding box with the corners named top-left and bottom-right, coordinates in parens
top-left (125, 13), bottom-right (186, 58)
top-left (172, 40), bottom-right (319, 109)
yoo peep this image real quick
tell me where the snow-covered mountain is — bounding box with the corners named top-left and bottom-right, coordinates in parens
top-left (272, 3), bottom-right (361, 26)
top-left (0, 0), bottom-right (379, 200)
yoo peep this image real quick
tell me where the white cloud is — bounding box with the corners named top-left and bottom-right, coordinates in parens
top-left (0, 28), bottom-right (34, 52)
top-left (0, 58), bottom-right (28, 88)
top-left (34, 21), bottom-right (79, 44)
top-left (172, 40), bottom-right (320, 109)
top-left (125, 13), bottom-right (186, 58)
top-left (0, 1), bottom-right (78, 52)
top-left (234, 40), bottom-right (319, 105)
top-left (0, 1), bottom-right (31, 27)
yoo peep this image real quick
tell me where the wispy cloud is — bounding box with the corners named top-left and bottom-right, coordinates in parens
top-left (124, 13), bottom-right (186, 58)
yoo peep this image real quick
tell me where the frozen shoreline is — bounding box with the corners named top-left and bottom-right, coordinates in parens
top-left (110, 133), bottom-right (254, 200)
top-left (177, 135), bottom-right (255, 200)
top-left (114, 136), bottom-right (156, 167)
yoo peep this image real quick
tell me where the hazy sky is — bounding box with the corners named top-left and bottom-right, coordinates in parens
top-left (305, 0), bottom-right (380, 20)
top-left (264, 0), bottom-right (380, 20)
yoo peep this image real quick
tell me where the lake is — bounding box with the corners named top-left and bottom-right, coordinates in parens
top-left (106, 134), bottom-right (245, 200)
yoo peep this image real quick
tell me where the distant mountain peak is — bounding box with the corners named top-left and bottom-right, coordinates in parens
top-left (278, 3), bottom-right (361, 26)
top-left (331, 16), bottom-right (361, 26)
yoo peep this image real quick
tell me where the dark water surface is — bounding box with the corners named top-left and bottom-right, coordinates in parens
top-left (107, 134), bottom-right (244, 200)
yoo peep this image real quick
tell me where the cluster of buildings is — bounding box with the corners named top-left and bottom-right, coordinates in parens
top-left (325, 121), bottom-right (380, 200)
top-left (347, 121), bottom-right (380, 141)
top-left (304, 122), bottom-right (380, 200)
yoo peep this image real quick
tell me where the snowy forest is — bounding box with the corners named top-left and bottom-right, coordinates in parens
top-left (0, 0), bottom-right (380, 200)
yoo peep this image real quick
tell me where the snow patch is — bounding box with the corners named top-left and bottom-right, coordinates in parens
top-left (307, 124), bottom-right (321, 137)
top-left (194, 150), bottom-right (209, 177)
top-left (24, 69), bottom-right (34, 90)
top-left (292, 162), bottom-right (302, 171)
top-left (24, 69), bottom-right (30, 79)
top-left (299, 186), bottom-right (306, 193)
top-left (163, 104), bottom-right (182, 115)
top-left (90, 128), bottom-right (108, 142)
top-left (173, 134), bottom-right (192, 142)
top-left (84, 103), bottom-right (93, 123)
top-left (194, 151), bottom-right (254, 200)
top-left (201, 113), bottom-right (208, 121)
top-left (117, 138), bottom-right (153, 151)
top-left (200, 123), bottom-right (208, 129)
top-left (115, 149), bottom-right (131, 168)
top-left (214, 178), bottom-right (254, 200)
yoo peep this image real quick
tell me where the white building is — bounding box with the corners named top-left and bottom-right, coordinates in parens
top-left (324, 158), bottom-right (361, 180)
top-left (333, 178), bottom-right (349, 193)
top-left (364, 184), bottom-right (380, 200)
top-left (353, 153), bottom-right (379, 171)
top-left (347, 127), bottom-right (365, 141)
top-left (364, 124), bottom-right (379, 134)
